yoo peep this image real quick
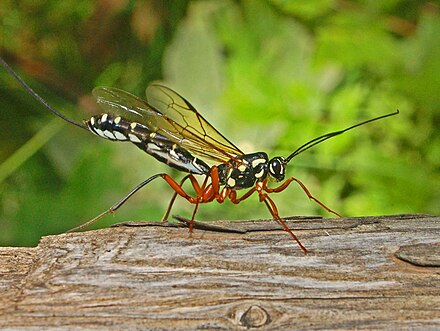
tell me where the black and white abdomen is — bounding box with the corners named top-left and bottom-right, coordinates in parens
top-left (86, 113), bottom-right (146, 142)
top-left (85, 113), bottom-right (210, 175)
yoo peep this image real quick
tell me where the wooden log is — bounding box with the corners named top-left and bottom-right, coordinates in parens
top-left (0, 214), bottom-right (439, 330)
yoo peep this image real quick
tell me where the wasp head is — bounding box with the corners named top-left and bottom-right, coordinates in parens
top-left (268, 156), bottom-right (286, 182)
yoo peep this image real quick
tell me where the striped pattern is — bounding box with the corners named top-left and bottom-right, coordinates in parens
top-left (86, 113), bottom-right (210, 175)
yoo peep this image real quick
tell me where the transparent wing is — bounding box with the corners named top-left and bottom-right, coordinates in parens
top-left (146, 83), bottom-right (243, 158)
top-left (92, 85), bottom-right (244, 163)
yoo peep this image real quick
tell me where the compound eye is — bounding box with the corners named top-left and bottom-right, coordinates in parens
top-left (269, 157), bottom-right (285, 181)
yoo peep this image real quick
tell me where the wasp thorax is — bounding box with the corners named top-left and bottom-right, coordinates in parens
top-left (218, 152), bottom-right (269, 190)
top-left (268, 156), bottom-right (286, 182)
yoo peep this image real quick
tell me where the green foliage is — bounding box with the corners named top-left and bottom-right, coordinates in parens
top-left (0, 0), bottom-right (438, 246)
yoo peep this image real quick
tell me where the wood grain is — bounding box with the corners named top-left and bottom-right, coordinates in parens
top-left (0, 214), bottom-right (439, 330)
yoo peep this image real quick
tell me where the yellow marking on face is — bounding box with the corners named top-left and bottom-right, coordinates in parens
top-left (269, 163), bottom-right (275, 174)
top-left (227, 177), bottom-right (236, 187)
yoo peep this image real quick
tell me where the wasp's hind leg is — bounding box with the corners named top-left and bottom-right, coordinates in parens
top-left (67, 173), bottom-right (203, 233)
top-left (161, 174), bottom-right (193, 222)
top-left (66, 173), bottom-right (164, 232)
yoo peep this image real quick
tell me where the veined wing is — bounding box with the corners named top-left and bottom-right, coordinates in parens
top-left (92, 85), bottom-right (244, 163)
top-left (145, 83), bottom-right (243, 160)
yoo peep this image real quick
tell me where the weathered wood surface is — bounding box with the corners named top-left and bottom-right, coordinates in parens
top-left (0, 214), bottom-right (439, 330)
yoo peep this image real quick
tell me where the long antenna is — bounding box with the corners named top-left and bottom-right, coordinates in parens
top-left (0, 56), bottom-right (88, 131)
top-left (285, 110), bottom-right (399, 163)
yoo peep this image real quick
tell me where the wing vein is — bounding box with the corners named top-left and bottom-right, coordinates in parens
top-left (92, 84), bottom-right (244, 165)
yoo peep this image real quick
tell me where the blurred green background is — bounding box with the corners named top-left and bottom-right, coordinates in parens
top-left (0, 1), bottom-right (439, 247)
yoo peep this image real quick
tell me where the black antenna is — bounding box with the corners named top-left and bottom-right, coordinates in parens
top-left (0, 56), bottom-right (88, 131)
top-left (285, 110), bottom-right (399, 163)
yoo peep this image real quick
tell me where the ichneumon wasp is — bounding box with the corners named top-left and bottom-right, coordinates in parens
top-left (1, 57), bottom-right (399, 253)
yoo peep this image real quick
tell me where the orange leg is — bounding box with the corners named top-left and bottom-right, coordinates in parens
top-left (225, 183), bottom-right (308, 254)
top-left (264, 177), bottom-right (342, 218)
top-left (228, 187), bottom-right (257, 204)
top-left (161, 166), bottom-right (224, 233)
top-left (160, 173), bottom-right (213, 234)
top-left (161, 174), bottom-right (191, 222)
top-left (263, 177), bottom-right (294, 193)
top-left (262, 194), bottom-right (308, 254)
top-left (161, 173), bottom-right (207, 222)
top-left (188, 200), bottom-right (200, 233)
top-left (159, 173), bottom-right (201, 203)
